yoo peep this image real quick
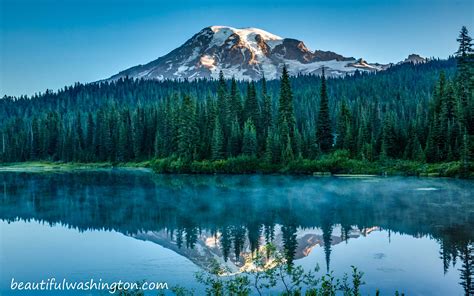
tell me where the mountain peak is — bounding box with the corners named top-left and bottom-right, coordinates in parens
top-left (399, 54), bottom-right (426, 65)
top-left (108, 26), bottom-right (386, 82)
top-left (208, 26), bottom-right (283, 41)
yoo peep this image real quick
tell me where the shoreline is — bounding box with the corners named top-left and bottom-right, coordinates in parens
top-left (0, 159), bottom-right (471, 179)
top-left (150, 155), bottom-right (473, 178)
top-left (0, 161), bottom-right (152, 173)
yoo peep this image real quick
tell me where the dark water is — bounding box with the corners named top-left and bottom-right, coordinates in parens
top-left (0, 170), bottom-right (473, 295)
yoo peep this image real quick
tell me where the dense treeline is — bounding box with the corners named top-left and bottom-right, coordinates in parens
top-left (0, 27), bottom-right (472, 174)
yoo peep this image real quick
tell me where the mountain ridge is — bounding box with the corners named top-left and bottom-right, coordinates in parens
top-left (107, 26), bottom-right (425, 82)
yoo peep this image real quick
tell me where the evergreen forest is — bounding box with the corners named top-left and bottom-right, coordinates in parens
top-left (1, 27), bottom-right (473, 177)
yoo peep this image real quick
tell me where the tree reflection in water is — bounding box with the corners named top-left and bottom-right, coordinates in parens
top-left (0, 171), bottom-right (473, 293)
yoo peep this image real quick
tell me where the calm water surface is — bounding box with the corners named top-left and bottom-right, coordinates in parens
top-left (0, 170), bottom-right (473, 295)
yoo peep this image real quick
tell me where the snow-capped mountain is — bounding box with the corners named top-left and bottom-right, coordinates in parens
top-left (107, 26), bottom-right (390, 81)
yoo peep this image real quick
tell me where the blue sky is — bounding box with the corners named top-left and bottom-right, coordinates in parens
top-left (1, 0), bottom-right (473, 96)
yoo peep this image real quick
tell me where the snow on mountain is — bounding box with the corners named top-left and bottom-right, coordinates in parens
top-left (107, 26), bottom-right (390, 82)
top-left (131, 225), bottom-right (379, 273)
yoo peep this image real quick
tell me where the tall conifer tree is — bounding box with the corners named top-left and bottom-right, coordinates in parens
top-left (316, 68), bottom-right (333, 152)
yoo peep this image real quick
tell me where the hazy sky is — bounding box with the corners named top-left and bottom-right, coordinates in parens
top-left (1, 0), bottom-right (473, 97)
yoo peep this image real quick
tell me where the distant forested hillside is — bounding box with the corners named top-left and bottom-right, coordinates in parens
top-left (0, 58), bottom-right (456, 119)
top-left (0, 28), bottom-right (472, 175)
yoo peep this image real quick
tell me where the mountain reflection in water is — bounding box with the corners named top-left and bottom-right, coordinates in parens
top-left (0, 170), bottom-right (473, 294)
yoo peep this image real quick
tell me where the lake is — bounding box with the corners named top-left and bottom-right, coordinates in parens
top-left (0, 170), bottom-right (473, 295)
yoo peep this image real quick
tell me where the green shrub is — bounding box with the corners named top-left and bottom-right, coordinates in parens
top-left (222, 155), bottom-right (259, 173)
top-left (150, 155), bottom-right (472, 178)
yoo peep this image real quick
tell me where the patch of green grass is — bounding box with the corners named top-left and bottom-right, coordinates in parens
top-left (0, 161), bottom-right (151, 172)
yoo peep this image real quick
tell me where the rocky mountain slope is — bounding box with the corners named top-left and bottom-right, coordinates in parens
top-left (107, 26), bottom-right (399, 81)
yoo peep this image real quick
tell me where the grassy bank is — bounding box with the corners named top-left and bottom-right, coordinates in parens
top-left (0, 161), bottom-right (152, 172)
top-left (151, 151), bottom-right (473, 178)
top-left (1, 152), bottom-right (471, 178)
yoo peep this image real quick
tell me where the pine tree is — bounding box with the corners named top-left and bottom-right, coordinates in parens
top-left (381, 112), bottom-right (397, 159)
top-left (261, 76), bottom-right (273, 138)
top-left (211, 120), bottom-right (224, 161)
top-left (336, 99), bottom-right (351, 150)
top-left (216, 71), bottom-right (230, 147)
top-left (117, 116), bottom-right (129, 162)
top-left (229, 77), bottom-right (243, 125)
top-left (263, 131), bottom-right (274, 163)
top-left (460, 129), bottom-right (470, 176)
top-left (242, 119), bottom-right (257, 157)
top-left (45, 112), bottom-right (60, 159)
top-left (294, 128), bottom-right (302, 158)
top-left (316, 68), bottom-right (333, 152)
top-left (132, 107), bottom-right (144, 159)
top-left (412, 136), bottom-right (425, 162)
top-left (228, 118), bottom-right (241, 157)
top-left (456, 26), bottom-right (473, 76)
top-left (243, 82), bottom-right (260, 132)
top-left (279, 119), bottom-right (293, 162)
top-left (425, 125), bottom-right (438, 163)
top-left (455, 26), bottom-right (474, 134)
top-left (432, 71), bottom-right (447, 119)
top-left (405, 124), bottom-right (425, 161)
top-left (62, 124), bottom-right (73, 162)
top-left (74, 112), bottom-right (84, 161)
top-left (154, 127), bottom-right (162, 158)
top-left (86, 112), bottom-right (95, 161)
top-left (177, 95), bottom-right (198, 161)
top-left (30, 117), bottom-right (40, 159)
top-left (277, 65), bottom-right (296, 151)
top-left (204, 95), bottom-right (217, 159)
